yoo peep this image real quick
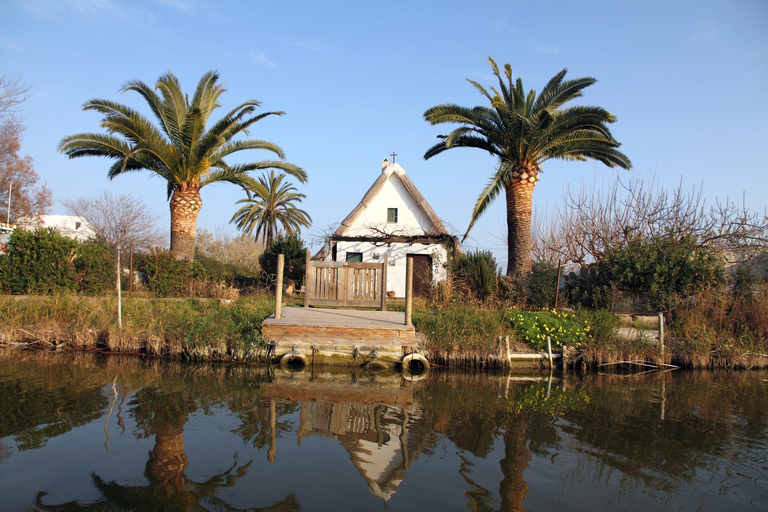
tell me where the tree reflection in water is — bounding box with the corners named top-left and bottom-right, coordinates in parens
top-left (3, 349), bottom-right (767, 511)
top-left (18, 356), bottom-right (301, 512)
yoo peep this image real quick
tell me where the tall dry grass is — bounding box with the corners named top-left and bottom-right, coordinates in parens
top-left (669, 284), bottom-right (768, 368)
top-left (0, 294), bottom-right (275, 362)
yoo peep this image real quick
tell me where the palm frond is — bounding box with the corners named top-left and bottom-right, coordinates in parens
top-left (463, 168), bottom-right (506, 240)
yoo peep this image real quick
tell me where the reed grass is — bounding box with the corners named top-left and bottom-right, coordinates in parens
top-left (0, 293), bottom-right (275, 361)
top-left (3, 283), bottom-right (766, 369)
top-left (412, 302), bottom-right (527, 369)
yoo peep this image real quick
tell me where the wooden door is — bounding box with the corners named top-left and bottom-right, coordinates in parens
top-left (409, 254), bottom-right (432, 296)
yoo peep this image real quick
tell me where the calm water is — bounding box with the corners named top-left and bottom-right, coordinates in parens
top-left (1, 349), bottom-right (766, 511)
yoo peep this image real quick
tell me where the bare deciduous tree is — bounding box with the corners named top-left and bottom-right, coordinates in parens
top-left (63, 191), bottom-right (165, 249)
top-left (532, 175), bottom-right (768, 266)
top-left (0, 76), bottom-right (31, 120)
top-left (195, 228), bottom-right (264, 272)
top-left (0, 76), bottom-right (51, 225)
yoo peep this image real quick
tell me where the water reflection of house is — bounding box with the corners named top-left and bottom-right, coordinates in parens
top-left (262, 372), bottom-right (429, 501)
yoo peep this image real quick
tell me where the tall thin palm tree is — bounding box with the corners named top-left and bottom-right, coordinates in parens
top-left (59, 71), bottom-right (306, 261)
top-left (230, 170), bottom-right (312, 250)
top-left (424, 57), bottom-right (631, 277)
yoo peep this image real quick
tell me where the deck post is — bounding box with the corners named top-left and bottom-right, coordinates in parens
top-left (405, 256), bottom-right (413, 326)
top-left (380, 254), bottom-right (388, 311)
top-left (304, 250), bottom-right (311, 308)
top-left (658, 312), bottom-right (665, 355)
top-left (275, 254), bottom-right (284, 320)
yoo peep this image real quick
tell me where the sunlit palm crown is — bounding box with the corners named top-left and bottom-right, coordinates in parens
top-left (230, 170), bottom-right (312, 246)
top-left (58, 71), bottom-right (307, 195)
top-left (424, 57), bottom-right (631, 237)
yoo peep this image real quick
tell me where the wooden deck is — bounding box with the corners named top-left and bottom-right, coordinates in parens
top-left (262, 307), bottom-right (416, 360)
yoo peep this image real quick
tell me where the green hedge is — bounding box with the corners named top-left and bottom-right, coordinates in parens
top-left (0, 228), bottom-right (113, 295)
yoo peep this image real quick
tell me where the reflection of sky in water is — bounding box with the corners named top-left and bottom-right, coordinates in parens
top-left (1, 352), bottom-right (767, 511)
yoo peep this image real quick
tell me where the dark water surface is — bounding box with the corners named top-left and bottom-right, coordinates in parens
top-left (1, 349), bottom-right (766, 511)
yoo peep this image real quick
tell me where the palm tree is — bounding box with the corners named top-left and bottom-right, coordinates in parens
top-left (59, 71), bottom-right (306, 261)
top-left (424, 57), bottom-right (631, 277)
top-left (230, 170), bottom-right (311, 250)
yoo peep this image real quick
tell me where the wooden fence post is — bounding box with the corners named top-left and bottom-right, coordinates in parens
top-left (658, 312), bottom-right (665, 355)
top-left (275, 254), bottom-right (284, 320)
top-left (116, 244), bottom-right (122, 329)
top-left (129, 244), bottom-right (133, 298)
top-left (304, 250), bottom-right (311, 308)
top-left (405, 256), bottom-right (413, 326)
top-left (546, 335), bottom-right (553, 368)
top-left (380, 253), bottom-right (388, 311)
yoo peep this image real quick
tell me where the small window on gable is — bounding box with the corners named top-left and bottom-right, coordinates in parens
top-left (387, 208), bottom-right (398, 223)
top-left (75, 222), bottom-right (82, 230)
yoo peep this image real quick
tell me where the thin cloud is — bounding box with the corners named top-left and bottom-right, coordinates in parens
top-left (267, 33), bottom-right (328, 53)
top-left (157, 0), bottom-right (194, 15)
top-left (250, 51), bottom-right (276, 69)
top-left (535, 43), bottom-right (559, 55)
top-left (0, 36), bottom-right (22, 51)
top-left (17, 0), bottom-right (126, 18)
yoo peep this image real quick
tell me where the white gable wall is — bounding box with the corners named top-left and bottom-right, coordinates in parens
top-left (18, 214), bottom-right (95, 241)
top-left (330, 166), bottom-right (450, 297)
top-left (345, 173), bottom-right (435, 237)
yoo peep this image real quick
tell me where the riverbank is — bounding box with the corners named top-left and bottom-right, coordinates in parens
top-left (1, 294), bottom-right (766, 369)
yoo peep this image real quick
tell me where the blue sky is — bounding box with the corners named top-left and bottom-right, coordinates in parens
top-left (2, 0), bottom-right (767, 266)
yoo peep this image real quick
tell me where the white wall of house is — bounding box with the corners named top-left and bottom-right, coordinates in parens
top-left (344, 171), bottom-right (436, 238)
top-left (18, 214), bottom-right (94, 241)
top-left (328, 163), bottom-right (451, 297)
top-left (0, 223), bottom-right (12, 247)
top-left (334, 240), bottom-right (449, 297)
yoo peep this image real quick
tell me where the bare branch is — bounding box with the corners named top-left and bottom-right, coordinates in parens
top-left (62, 191), bottom-right (165, 249)
top-left (195, 227), bottom-right (264, 272)
top-left (531, 174), bottom-right (768, 266)
top-left (0, 75), bottom-right (32, 121)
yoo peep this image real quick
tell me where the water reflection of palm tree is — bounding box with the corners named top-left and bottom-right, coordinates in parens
top-left (499, 417), bottom-right (531, 512)
top-left (33, 385), bottom-right (301, 512)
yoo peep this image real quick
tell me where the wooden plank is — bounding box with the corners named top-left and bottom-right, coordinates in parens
top-left (312, 261), bottom-right (347, 269)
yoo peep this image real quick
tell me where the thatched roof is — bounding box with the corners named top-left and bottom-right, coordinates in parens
top-left (334, 161), bottom-right (448, 238)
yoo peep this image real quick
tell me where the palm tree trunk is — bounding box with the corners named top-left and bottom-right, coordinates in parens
top-left (146, 419), bottom-right (195, 510)
top-left (169, 188), bottom-right (202, 261)
top-left (499, 418), bottom-right (531, 512)
top-left (504, 167), bottom-right (537, 277)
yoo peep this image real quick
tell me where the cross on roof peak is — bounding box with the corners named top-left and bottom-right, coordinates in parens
top-left (390, 151), bottom-right (397, 163)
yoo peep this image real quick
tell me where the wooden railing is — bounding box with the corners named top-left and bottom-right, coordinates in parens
top-left (304, 251), bottom-right (388, 310)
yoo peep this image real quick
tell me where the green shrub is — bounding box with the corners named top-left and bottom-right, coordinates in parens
top-left (509, 309), bottom-right (590, 351)
top-left (564, 265), bottom-right (615, 310)
top-left (0, 228), bottom-right (117, 295)
top-left (602, 235), bottom-right (723, 310)
top-left (259, 234), bottom-right (307, 287)
top-left (137, 248), bottom-right (205, 297)
top-left (565, 235), bottom-right (723, 311)
top-left (452, 250), bottom-right (499, 301)
top-left (526, 261), bottom-right (560, 309)
top-left (0, 228), bottom-right (79, 294)
top-left (74, 238), bottom-right (114, 294)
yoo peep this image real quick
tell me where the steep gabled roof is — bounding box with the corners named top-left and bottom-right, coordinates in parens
top-left (334, 161), bottom-right (448, 237)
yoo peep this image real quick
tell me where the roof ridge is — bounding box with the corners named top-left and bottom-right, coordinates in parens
top-left (334, 162), bottom-right (448, 237)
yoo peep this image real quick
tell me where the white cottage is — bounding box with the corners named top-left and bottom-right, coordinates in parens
top-left (324, 159), bottom-right (456, 297)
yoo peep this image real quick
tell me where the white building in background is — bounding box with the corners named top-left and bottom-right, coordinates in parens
top-left (322, 158), bottom-right (457, 297)
top-left (0, 222), bottom-right (13, 247)
top-left (17, 214), bottom-right (94, 241)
